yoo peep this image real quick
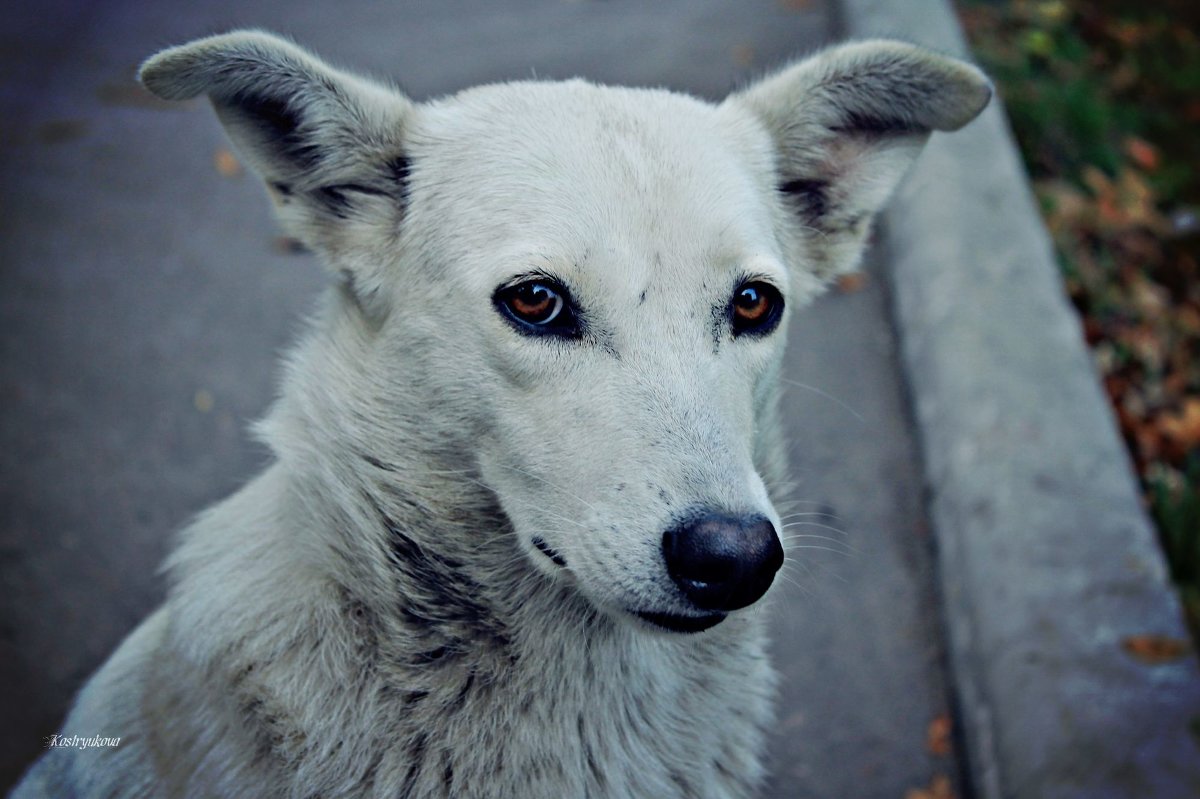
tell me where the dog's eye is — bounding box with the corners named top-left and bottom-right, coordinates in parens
top-left (731, 281), bottom-right (783, 336)
top-left (494, 279), bottom-right (579, 336)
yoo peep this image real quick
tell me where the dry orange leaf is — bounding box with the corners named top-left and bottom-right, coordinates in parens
top-left (905, 774), bottom-right (955, 799)
top-left (1124, 137), bottom-right (1160, 172)
top-left (1122, 634), bottom-right (1191, 664)
top-left (1081, 165), bottom-right (1166, 232)
top-left (1158, 399), bottom-right (1200, 450)
top-left (193, 389), bottom-right (214, 414)
top-left (836, 272), bottom-right (868, 293)
top-left (926, 714), bottom-right (953, 757)
top-left (273, 236), bottom-right (309, 255)
top-left (214, 148), bottom-right (242, 178)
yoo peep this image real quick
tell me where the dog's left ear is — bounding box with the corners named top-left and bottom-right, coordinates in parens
top-left (140, 30), bottom-right (414, 317)
top-left (726, 40), bottom-right (991, 282)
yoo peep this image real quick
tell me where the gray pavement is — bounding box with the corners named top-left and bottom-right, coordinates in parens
top-left (769, 249), bottom-right (959, 797)
top-left (3, 3), bottom-right (958, 795)
top-left (845, 1), bottom-right (1200, 796)
top-left (7, 1), bottom-right (1192, 797)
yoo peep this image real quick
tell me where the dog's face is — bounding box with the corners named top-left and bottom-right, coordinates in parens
top-left (141, 32), bottom-right (989, 632)
top-left (408, 85), bottom-right (793, 631)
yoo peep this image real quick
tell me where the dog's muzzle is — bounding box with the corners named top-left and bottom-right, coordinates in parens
top-left (662, 511), bottom-right (783, 613)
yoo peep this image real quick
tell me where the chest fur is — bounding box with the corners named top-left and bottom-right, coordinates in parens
top-left (204, 612), bottom-right (774, 799)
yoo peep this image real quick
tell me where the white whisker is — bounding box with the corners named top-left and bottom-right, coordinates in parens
top-left (777, 376), bottom-right (865, 423)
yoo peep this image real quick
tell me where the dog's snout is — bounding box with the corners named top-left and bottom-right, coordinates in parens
top-left (662, 512), bottom-right (783, 612)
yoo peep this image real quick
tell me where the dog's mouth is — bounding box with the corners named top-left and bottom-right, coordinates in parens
top-left (632, 610), bottom-right (727, 634)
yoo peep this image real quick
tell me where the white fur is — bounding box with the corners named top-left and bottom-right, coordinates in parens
top-left (13, 32), bottom-right (988, 798)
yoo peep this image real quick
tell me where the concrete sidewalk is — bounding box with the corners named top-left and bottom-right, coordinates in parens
top-left (844, 1), bottom-right (1200, 796)
top-left (2, 1), bottom-right (1196, 797)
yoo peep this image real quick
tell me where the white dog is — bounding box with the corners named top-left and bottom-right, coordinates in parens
top-left (13, 31), bottom-right (988, 798)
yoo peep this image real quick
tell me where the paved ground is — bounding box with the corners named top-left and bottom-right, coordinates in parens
top-left (0, 2), bottom-right (960, 795)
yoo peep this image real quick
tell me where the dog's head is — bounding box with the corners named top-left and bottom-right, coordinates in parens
top-left (141, 33), bottom-right (988, 633)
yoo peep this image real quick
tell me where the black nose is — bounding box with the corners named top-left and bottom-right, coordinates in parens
top-left (662, 512), bottom-right (784, 612)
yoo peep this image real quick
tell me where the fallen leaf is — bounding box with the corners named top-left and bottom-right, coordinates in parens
top-left (1036, 179), bottom-right (1088, 232)
top-left (1022, 29), bottom-right (1054, 58)
top-left (1122, 634), bottom-right (1191, 664)
top-left (905, 774), bottom-right (955, 799)
top-left (214, 148), bottom-right (242, 178)
top-left (926, 714), bottom-right (953, 757)
top-left (1124, 137), bottom-right (1160, 172)
top-left (836, 272), bottom-right (868, 293)
top-left (194, 389), bottom-right (214, 413)
top-left (1082, 166), bottom-right (1167, 233)
top-left (732, 43), bottom-right (755, 67)
top-left (1158, 399), bottom-right (1200, 453)
top-left (1109, 20), bottom-right (1151, 47)
top-left (273, 236), bottom-right (310, 255)
top-left (1033, 0), bottom-right (1070, 25)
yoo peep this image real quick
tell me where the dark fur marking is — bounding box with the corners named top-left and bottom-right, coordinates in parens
top-left (580, 722), bottom-right (608, 791)
top-left (361, 453), bottom-right (396, 472)
top-left (778, 178), bottom-right (830, 221)
top-left (409, 732), bottom-right (429, 763)
top-left (403, 689), bottom-right (430, 705)
top-left (339, 586), bottom-right (380, 660)
top-left (832, 110), bottom-right (922, 136)
top-left (448, 670), bottom-right (476, 713)
top-left (670, 770), bottom-right (694, 794)
top-left (314, 185), bottom-right (352, 219)
top-left (270, 181), bottom-right (293, 197)
top-left (388, 155), bottom-right (412, 204)
top-left (230, 91), bottom-right (323, 172)
top-left (413, 645), bottom-right (450, 665)
top-left (396, 733), bottom-right (429, 799)
top-left (532, 536), bottom-right (567, 567)
top-left (442, 753), bottom-right (455, 792)
top-left (238, 688), bottom-right (307, 766)
top-left (328, 182), bottom-right (392, 199)
top-left (362, 490), bottom-right (512, 650)
top-left (709, 303), bottom-right (726, 353)
top-left (386, 522), bottom-right (466, 576)
top-left (338, 269), bottom-right (368, 315)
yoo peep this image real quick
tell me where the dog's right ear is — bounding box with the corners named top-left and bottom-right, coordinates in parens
top-left (140, 30), bottom-right (413, 305)
top-left (726, 40), bottom-right (991, 285)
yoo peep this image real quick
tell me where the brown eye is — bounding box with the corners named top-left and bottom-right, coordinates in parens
top-left (494, 279), bottom-right (580, 337)
top-left (731, 281), bottom-right (783, 336)
top-left (508, 282), bottom-right (562, 324)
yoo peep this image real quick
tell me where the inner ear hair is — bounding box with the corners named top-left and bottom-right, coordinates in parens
top-left (727, 39), bottom-right (991, 281)
top-left (742, 39), bottom-right (991, 136)
top-left (139, 30), bottom-right (414, 221)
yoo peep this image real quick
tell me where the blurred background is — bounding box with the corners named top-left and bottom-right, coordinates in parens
top-left (960, 0), bottom-right (1200, 644)
top-left (1, 1), bottom-right (1197, 797)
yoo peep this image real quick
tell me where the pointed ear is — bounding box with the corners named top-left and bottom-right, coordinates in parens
top-left (139, 30), bottom-right (414, 303)
top-left (726, 40), bottom-right (991, 282)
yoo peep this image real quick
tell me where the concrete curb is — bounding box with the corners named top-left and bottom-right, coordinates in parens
top-left (838, 0), bottom-right (1200, 796)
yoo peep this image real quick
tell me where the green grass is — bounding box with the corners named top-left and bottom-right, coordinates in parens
top-left (961, 0), bottom-right (1200, 640)
top-left (1151, 461), bottom-right (1200, 631)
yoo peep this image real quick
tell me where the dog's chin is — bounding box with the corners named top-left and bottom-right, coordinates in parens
top-left (632, 610), bottom-right (727, 634)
